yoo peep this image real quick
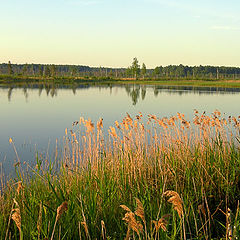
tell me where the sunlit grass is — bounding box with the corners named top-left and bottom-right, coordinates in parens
top-left (1, 111), bottom-right (240, 239)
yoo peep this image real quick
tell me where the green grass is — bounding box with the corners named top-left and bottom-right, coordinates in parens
top-left (1, 113), bottom-right (240, 239)
top-left (1, 74), bottom-right (240, 88)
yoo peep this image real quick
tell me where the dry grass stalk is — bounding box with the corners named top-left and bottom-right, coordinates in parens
top-left (101, 220), bottom-right (106, 240)
top-left (56, 201), bottom-right (68, 221)
top-left (11, 208), bottom-right (21, 232)
top-left (198, 203), bottom-right (206, 217)
top-left (17, 181), bottom-right (23, 195)
top-left (78, 195), bottom-right (91, 240)
top-left (121, 205), bottom-right (143, 237)
top-left (78, 222), bottom-right (82, 240)
top-left (37, 202), bottom-right (43, 239)
top-left (134, 198), bottom-right (145, 223)
top-left (97, 118), bottom-right (103, 131)
top-left (81, 221), bottom-right (90, 239)
top-left (122, 211), bottom-right (143, 236)
top-left (85, 119), bottom-right (94, 133)
top-left (11, 199), bottom-right (22, 240)
top-left (4, 202), bottom-right (14, 240)
top-left (164, 191), bottom-right (183, 218)
top-left (51, 201), bottom-right (68, 240)
top-left (152, 214), bottom-right (171, 232)
top-left (120, 205), bottom-right (132, 213)
top-left (109, 127), bottom-right (117, 138)
top-left (227, 208), bottom-right (233, 240)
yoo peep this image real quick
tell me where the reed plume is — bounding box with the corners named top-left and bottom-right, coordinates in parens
top-left (134, 198), bottom-right (145, 223)
top-left (152, 214), bottom-right (171, 232)
top-left (164, 191), bottom-right (183, 218)
top-left (121, 205), bottom-right (143, 238)
top-left (11, 199), bottom-right (22, 240)
top-left (56, 201), bottom-right (68, 221)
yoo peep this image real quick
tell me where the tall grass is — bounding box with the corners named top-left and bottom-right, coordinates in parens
top-left (1, 111), bottom-right (240, 239)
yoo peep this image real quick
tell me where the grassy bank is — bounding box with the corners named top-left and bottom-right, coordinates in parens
top-left (1, 112), bottom-right (240, 239)
top-left (1, 74), bottom-right (240, 88)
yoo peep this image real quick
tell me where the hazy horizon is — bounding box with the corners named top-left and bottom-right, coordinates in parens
top-left (1, 0), bottom-right (240, 68)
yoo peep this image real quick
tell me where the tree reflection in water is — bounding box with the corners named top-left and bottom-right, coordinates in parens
top-left (3, 83), bottom-right (240, 105)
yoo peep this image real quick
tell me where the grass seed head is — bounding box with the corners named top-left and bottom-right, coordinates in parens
top-left (122, 211), bottom-right (143, 235)
top-left (81, 221), bottom-right (90, 238)
top-left (17, 181), bottom-right (23, 195)
top-left (152, 214), bottom-right (171, 232)
top-left (97, 118), bottom-right (103, 130)
top-left (134, 198), bottom-right (145, 223)
top-left (56, 201), bottom-right (68, 221)
top-left (11, 207), bottom-right (21, 232)
top-left (164, 190), bottom-right (183, 218)
top-left (120, 205), bottom-right (132, 212)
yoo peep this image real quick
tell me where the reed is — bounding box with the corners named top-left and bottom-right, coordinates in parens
top-left (1, 111), bottom-right (240, 239)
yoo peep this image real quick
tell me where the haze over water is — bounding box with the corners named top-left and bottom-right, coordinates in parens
top-left (1, 83), bottom-right (240, 175)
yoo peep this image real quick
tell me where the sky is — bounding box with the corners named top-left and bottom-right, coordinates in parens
top-left (1, 0), bottom-right (240, 68)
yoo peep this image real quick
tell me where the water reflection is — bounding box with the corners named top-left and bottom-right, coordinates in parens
top-left (1, 82), bottom-right (240, 176)
top-left (2, 83), bottom-right (240, 106)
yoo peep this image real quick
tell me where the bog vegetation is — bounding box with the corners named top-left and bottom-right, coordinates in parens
top-left (1, 111), bottom-right (240, 239)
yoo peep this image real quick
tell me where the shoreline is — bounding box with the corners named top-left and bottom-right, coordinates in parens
top-left (1, 75), bottom-right (240, 88)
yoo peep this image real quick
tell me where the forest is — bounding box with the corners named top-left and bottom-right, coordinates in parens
top-left (1, 58), bottom-right (240, 80)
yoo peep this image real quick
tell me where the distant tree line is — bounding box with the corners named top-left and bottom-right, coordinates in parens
top-left (1, 59), bottom-right (240, 80)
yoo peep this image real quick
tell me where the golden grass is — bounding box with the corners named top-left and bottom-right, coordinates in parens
top-left (3, 110), bottom-right (240, 239)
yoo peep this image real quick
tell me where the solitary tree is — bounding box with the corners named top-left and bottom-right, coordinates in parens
top-left (141, 63), bottom-right (147, 79)
top-left (131, 57), bottom-right (140, 80)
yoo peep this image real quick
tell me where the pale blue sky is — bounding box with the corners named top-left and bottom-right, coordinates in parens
top-left (1, 0), bottom-right (240, 67)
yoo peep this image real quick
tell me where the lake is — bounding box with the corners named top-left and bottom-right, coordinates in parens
top-left (1, 83), bottom-right (240, 176)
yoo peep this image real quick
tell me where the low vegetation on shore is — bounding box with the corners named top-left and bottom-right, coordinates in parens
top-left (2, 74), bottom-right (240, 90)
top-left (1, 111), bottom-right (240, 239)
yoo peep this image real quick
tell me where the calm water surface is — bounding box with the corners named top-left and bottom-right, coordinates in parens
top-left (1, 83), bottom-right (240, 175)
